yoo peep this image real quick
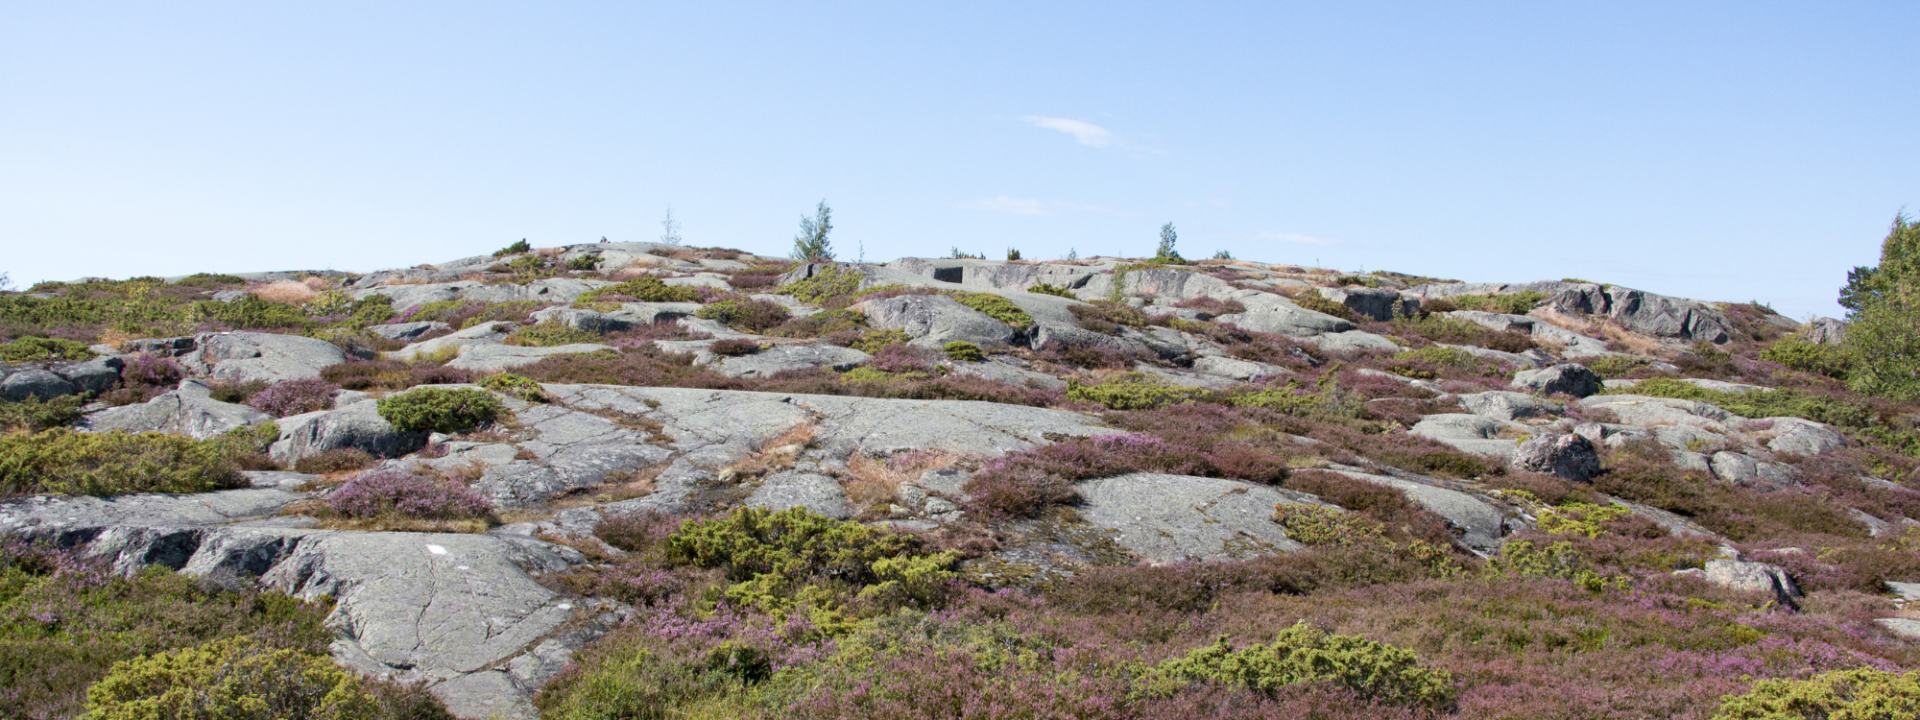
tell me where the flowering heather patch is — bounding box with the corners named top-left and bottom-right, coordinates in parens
top-left (327, 470), bottom-right (492, 520)
top-left (244, 377), bottom-right (339, 417)
top-left (603, 320), bottom-right (712, 345)
top-left (865, 343), bottom-right (932, 373)
top-left (966, 422), bottom-right (1288, 517)
top-left (321, 357), bottom-right (471, 391)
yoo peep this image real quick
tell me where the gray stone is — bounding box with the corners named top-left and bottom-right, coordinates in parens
top-left (1439, 343), bottom-right (1552, 369)
top-left (270, 399), bottom-right (429, 464)
top-left (745, 471), bottom-right (852, 519)
top-left (49, 355), bottom-right (125, 394)
top-left (945, 358), bottom-right (1069, 389)
top-left (706, 343), bottom-right (870, 378)
top-left (389, 321), bottom-right (518, 361)
top-left (1875, 618), bottom-right (1920, 640)
top-left (0, 368), bottom-right (75, 401)
top-left (1764, 417), bottom-right (1847, 456)
top-left (1709, 452), bottom-right (1798, 489)
top-left (1193, 355), bottom-right (1285, 382)
top-left (1410, 414), bottom-right (1523, 458)
top-left (1217, 292), bottom-right (1356, 337)
top-left (1578, 394), bottom-right (1734, 430)
top-left (84, 388), bottom-right (274, 439)
top-left (1317, 287), bottom-right (1409, 321)
top-left (855, 294), bottom-right (1017, 348)
top-left (1328, 469), bottom-right (1508, 553)
top-left (1458, 391), bottom-right (1564, 421)
top-left (1697, 557), bottom-right (1801, 607)
top-left (1075, 473), bottom-right (1322, 562)
top-left (446, 342), bottom-right (616, 373)
top-left (1511, 364), bottom-right (1603, 398)
top-left (1806, 317), bottom-right (1847, 345)
top-left (1310, 330), bottom-right (1402, 353)
top-left (183, 332), bottom-right (348, 383)
top-left (422, 405), bottom-right (675, 508)
top-left (1511, 432), bottom-right (1602, 482)
top-left (0, 487), bottom-right (304, 543)
top-left (367, 321), bottom-right (453, 340)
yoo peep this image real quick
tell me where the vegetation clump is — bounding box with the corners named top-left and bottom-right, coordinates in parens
top-left (504, 322), bottom-right (604, 347)
top-left (375, 387), bottom-right (504, 434)
top-left (479, 372), bottom-right (547, 401)
top-left (1145, 621), bottom-right (1455, 707)
top-left (1026, 283), bottom-right (1075, 297)
top-left (327, 469), bottom-right (493, 522)
top-left (493, 239), bottom-right (532, 257)
top-left (0, 336), bottom-right (96, 363)
top-left (780, 264), bottom-right (863, 305)
top-left (695, 299), bottom-right (791, 333)
top-left (947, 291), bottom-right (1032, 328)
top-left (574, 278), bottom-right (702, 306)
top-left (1712, 667), bottom-right (1920, 720)
top-left (0, 429), bottom-right (248, 497)
top-left (942, 341), bottom-right (984, 362)
top-left (1067, 373), bottom-right (1207, 410)
top-left (1446, 290), bottom-right (1547, 315)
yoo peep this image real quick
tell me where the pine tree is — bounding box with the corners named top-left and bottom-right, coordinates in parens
top-left (791, 200), bottom-right (834, 262)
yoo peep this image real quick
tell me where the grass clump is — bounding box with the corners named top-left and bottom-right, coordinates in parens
top-left (376, 387), bottom-right (504, 434)
top-left (505, 322), bottom-right (604, 347)
top-left (780, 264), bottom-right (863, 305)
top-left (1068, 301), bottom-right (1150, 334)
top-left (1711, 667), bottom-right (1920, 720)
top-left (0, 336), bottom-right (97, 363)
top-left (666, 507), bottom-right (961, 628)
top-left (1448, 291), bottom-right (1547, 315)
top-left (1290, 293), bottom-right (1358, 321)
top-left (1390, 314), bottom-right (1536, 353)
top-left (575, 278), bottom-right (702, 306)
top-left (479, 373), bottom-right (547, 402)
top-left (1144, 621), bottom-right (1455, 707)
top-left (943, 341), bottom-right (984, 362)
top-left (82, 636), bottom-right (404, 720)
top-left (0, 395), bottom-right (87, 432)
top-left (174, 273), bottom-right (247, 288)
top-left (493, 239), bottom-right (532, 257)
top-left (0, 429), bottom-right (248, 497)
top-left (1583, 354), bottom-right (1648, 378)
top-left (1067, 373), bottom-right (1207, 410)
top-left (709, 338), bottom-right (762, 356)
top-left (947, 291), bottom-right (1032, 328)
top-left (1027, 283), bottom-right (1075, 298)
top-left (694, 299), bottom-right (791, 333)
top-left (846, 329), bottom-right (910, 354)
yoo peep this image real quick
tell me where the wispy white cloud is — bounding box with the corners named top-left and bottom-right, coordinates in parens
top-left (1022, 116), bottom-right (1116, 147)
top-left (1253, 231), bottom-right (1338, 245)
top-left (959, 196), bottom-right (1050, 216)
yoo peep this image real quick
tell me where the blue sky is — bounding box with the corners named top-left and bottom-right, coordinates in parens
top-left (3, 2), bottom-right (1915, 320)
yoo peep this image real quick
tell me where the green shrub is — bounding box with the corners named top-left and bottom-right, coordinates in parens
top-left (1068, 301), bottom-right (1149, 334)
top-left (493, 239), bottom-right (532, 257)
top-left (1067, 373), bottom-right (1207, 410)
top-left (479, 373), bottom-right (547, 402)
top-left (1583, 354), bottom-right (1648, 378)
top-left (1393, 345), bottom-right (1479, 369)
top-left (1760, 334), bottom-right (1849, 378)
top-left (575, 278), bottom-right (701, 305)
top-left (936, 291), bottom-right (1029, 328)
top-left (1293, 292), bottom-right (1360, 321)
top-left (566, 254), bottom-right (603, 271)
top-left (1712, 667), bottom-right (1920, 720)
top-left (694, 299), bottom-right (790, 333)
top-left (174, 273), bottom-right (247, 289)
top-left (1027, 283), bottom-right (1075, 298)
top-left (195, 296), bottom-right (312, 331)
top-left (848, 328), bottom-right (910, 353)
top-left (0, 395), bottom-right (87, 432)
top-left (376, 387), bottom-right (504, 434)
top-left (1228, 377), bottom-right (1367, 422)
top-left (0, 429), bottom-right (247, 496)
top-left (943, 341), bottom-right (984, 362)
top-left (0, 336), bottom-right (96, 363)
top-left (1145, 621), bottom-right (1454, 707)
top-left (83, 636), bottom-right (379, 720)
top-left (767, 308), bottom-right (866, 338)
top-left (780, 264), bottom-right (863, 305)
top-left (666, 507), bottom-right (960, 628)
top-left (504, 322), bottom-right (604, 347)
top-left (1449, 291), bottom-right (1547, 315)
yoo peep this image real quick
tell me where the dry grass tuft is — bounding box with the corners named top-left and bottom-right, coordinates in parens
top-left (841, 450), bottom-right (966, 518)
top-left (718, 423), bottom-right (817, 482)
top-left (250, 280), bottom-right (317, 304)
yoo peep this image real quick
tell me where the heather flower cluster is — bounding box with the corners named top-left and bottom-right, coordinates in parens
top-left (244, 377), bottom-right (339, 417)
top-left (327, 469), bottom-right (492, 520)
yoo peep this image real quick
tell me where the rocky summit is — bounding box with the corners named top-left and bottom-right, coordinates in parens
top-left (4, 240), bottom-right (1919, 720)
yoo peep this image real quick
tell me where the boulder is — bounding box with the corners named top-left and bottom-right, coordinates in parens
top-left (182, 332), bottom-right (348, 383)
top-left (528, 303), bottom-right (699, 333)
top-left (1217, 293), bottom-right (1356, 337)
top-left (270, 399), bottom-right (429, 464)
top-left (1410, 414), bottom-right (1523, 458)
top-left (944, 358), bottom-right (1069, 389)
top-left (1578, 394), bottom-right (1734, 429)
top-left (1764, 417), bottom-right (1847, 456)
top-left (49, 356), bottom-right (125, 394)
top-left (745, 471), bottom-right (853, 520)
top-left (1511, 432), bottom-right (1602, 482)
top-left (84, 383), bottom-right (274, 440)
top-left (367, 321), bottom-right (453, 340)
top-left (0, 487), bottom-right (305, 544)
top-left (0, 368), bottom-right (75, 401)
top-left (1693, 557), bottom-right (1801, 607)
top-left (1193, 355), bottom-right (1285, 382)
top-left (1310, 330), bottom-right (1402, 353)
top-left (1709, 452), bottom-right (1798, 489)
top-left (1458, 391), bottom-right (1564, 421)
top-left (1511, 364), bottom-right (1603, 398)
top-left (855, 294), bottom-right (1018, 348)
top-left (389, 321), bottom-right (518, 361)
top-left (1327, 468), bottom-right (1509, 553)
top-left (704, 343), bottom-right (870, 378)
top-left (1806, 317), bottom-right (1847, 345)
top-left (1074, 473), bottom-right (1322, 562)
top-left (1317, 287), bottom-right (1409, 321)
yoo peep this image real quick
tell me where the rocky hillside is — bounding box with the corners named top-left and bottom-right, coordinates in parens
top-left (4, 241), bottom-right (1919, 719)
